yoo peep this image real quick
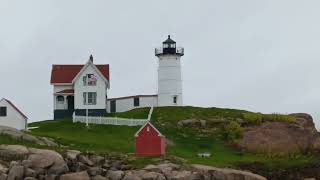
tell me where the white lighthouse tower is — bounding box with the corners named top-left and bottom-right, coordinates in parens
top-left (155, 35), bottom-right (184, 106)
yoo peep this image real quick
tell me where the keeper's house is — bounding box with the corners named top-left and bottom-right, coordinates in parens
top-left (0, 98), bottom-right (28, 130)
top-left (51, 55), bottom-right (110, 119)
top-left (51, 35), bottom-right (184, 119)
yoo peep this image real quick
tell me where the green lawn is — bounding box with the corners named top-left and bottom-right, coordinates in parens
top-left (27, 106), bottom-right (318, 169)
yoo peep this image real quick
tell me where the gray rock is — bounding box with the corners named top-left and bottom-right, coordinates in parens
top-left (0, 163), bottom-right (8, 174)
top-left (106, 170), bottom-right (125, 180)
top-left (92, 175), bottom-right (106, 180)
top-left (122, 175), bottom-right (141, 180)
top-left (165, 170), bottom-right (192, 180)
top-left (0, 145), bottom-right (29, 159)
top-left (110, 161), bottom-right (122, 170)
top-left (66, 150), bottom-right (81, 161)
top-left (121, 164), bottom-right (133, 170)
top-left (25, 168), bottom-right (37, 177)
top-left (72, 162), bottom-right (89, 172)
top-left (0, 174), bottom-right (7, 180)
top-left (9, 161), bottom-right (19, 168)
top-left (122, 170), bottom-right (147, 180)
top-left (22, 159), bottom-right (33, 168)
top-left (21, 134), bottom-right (44, 145)
top-left (88, 167), bottom-right (102, 176)
top-left (60, 171), bottom-right (90, 180)
top-left (47, 162), bottom-right (69, 175)
top-left (188, 172), bottom-right (205, 180)
top-left (7, 165), bottom-right (24, 180)
top-left (192, 164), bottom-right (267, 180)
top-left (33, 168), bottom-right (45, 176)
top-left (90, 155), bottom-right (105, 165)
top-left (141, 172), bottom-right (166, 180)
top-left (143, 164), bottom-right (162, 173)
top-left (102, 161), bottom-right (111, 169)
top-left (78, 155), bottom-right (94, 166)
top-left (44, 174), bottom-right (57, 180)
top-left (0, 126), bottom-right (23, 140)
top-left (39, 137), bottom-right (58, 147)
top-left (177, 119), bottom-right (206, 127)
top-left (28, 148), bottom-right (68, 175)
top-left (0, 126), bottom-right (58, 146)
top-left (24, 177), bottom-right (37, 180)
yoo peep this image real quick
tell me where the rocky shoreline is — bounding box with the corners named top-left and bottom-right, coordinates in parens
top-left (0, 144), bottom-right (267, 180)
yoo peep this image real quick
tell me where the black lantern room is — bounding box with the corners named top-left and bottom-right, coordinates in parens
top-left (163, 35), bottom-right (176, 54)
top-left (155, 35), bottom-right (184, 57)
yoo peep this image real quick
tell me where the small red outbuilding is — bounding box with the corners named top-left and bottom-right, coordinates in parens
top-left (135, 121), bottom-right (166, 156)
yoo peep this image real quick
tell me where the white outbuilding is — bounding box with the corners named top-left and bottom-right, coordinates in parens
top-left (0, 98), bottom-right (28, 130)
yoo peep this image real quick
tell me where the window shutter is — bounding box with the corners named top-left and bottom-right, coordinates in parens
top-left (83, 93), bottom-right (87, 105)
top-left (93, 93), bottom-right (97, 105)
top-left (83, 76), bottom-right (87, 86)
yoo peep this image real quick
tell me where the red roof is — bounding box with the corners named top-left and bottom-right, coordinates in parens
top-left (2, 99), bottom-right (28, 119)
top-left (56, 89), bottom-right (74, 94)
top-left (50, 64), bottom-right (109, 84)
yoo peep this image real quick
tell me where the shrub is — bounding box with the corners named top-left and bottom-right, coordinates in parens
top-left (224, 121), bottom-right (243, 141)
top-left (262, 113), bottom-right (296, 123)
top-left (243, 113), bottom-right (263, 124)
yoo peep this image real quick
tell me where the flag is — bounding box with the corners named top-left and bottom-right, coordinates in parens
top-left (88, 74), bottom-right (97, 82)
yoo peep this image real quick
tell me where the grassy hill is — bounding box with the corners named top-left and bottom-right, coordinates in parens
top-left (28, 106), bottom-right (318, 169)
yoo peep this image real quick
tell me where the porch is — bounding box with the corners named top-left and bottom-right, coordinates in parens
top-left (54, 89), bottom-right (74, 119)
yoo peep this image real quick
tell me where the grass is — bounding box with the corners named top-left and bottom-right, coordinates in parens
top-left (27, 106), bottom-right (318, 169)
top-left (29, 119), bottom-right (139, 153)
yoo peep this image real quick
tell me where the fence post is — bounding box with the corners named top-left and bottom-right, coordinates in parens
top-left (86, 109), bottom-right (89, 127)
top-left (72, 112), bottom-right (75, 123)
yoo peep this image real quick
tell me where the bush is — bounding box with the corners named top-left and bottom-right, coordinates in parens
top-left (224, 121), bottom-right (243, 141)
top-left (243, 113), bottom-right (263, 124)
top-left (262, 113), bottom-right (296, 123)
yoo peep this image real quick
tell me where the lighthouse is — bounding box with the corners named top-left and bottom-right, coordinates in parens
top-left (155, 35), bottom-right (184, 106)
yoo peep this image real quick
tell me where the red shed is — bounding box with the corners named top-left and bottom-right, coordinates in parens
top-left (135, 121), bottom-right (166, 156)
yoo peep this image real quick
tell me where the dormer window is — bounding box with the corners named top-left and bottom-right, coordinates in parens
top-left (83, 74), bottom-right (97, 86)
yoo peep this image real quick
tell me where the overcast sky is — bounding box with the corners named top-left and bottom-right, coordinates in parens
top-left (1, 0), bottom-right (320, 129)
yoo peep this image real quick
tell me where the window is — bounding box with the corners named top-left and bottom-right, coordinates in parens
top-left (173, 96), bottom-right (178, 104)
top-left (0, 107), bottom-right (7, 117)
top-left (57, 96), bottom-right (64, 104)
top-left (83, 92), bottom-right (97, 105)
top-left (133, 97), bottom-right (140, 107)
top-left (83, 74), bottom-right (97, 86)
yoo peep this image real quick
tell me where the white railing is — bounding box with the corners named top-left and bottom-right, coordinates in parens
top-left (73, 106), bottom-right (154, 126)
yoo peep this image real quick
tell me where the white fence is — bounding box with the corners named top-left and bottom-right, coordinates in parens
top-left (73, 106), bottom-right (153, 126)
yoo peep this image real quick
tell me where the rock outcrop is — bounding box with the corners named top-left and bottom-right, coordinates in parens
top-left (236, 113), bottom-right (320, 155)
top-left (0, 145), bottom-right (267, 180)
top-left (0, 126), bottom-right (58, 147)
